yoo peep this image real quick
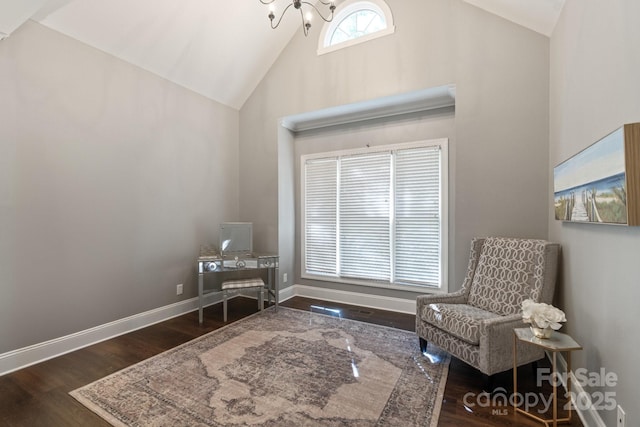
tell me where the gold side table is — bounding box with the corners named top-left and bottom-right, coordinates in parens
top-left (513, 328), bottom-right (582, 427)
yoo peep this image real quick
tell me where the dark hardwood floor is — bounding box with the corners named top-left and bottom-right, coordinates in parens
top-left (0, 296), bottom-right (583, 426)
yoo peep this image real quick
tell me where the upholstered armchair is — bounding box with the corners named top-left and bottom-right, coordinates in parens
top-left (416, 237), bottom-right (560, 377)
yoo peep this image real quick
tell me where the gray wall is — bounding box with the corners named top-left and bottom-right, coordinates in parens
top-left (549, 0), bottom-right (640, 424)
top-left (239, 0), bottom-right (550, 297)
top-left (0, 21), bottom-right (240, 354)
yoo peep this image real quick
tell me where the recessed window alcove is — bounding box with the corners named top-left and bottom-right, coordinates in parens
top-left (277, 84), bottom-right (456, 295)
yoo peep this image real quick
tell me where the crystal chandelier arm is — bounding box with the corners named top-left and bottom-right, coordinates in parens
top-left (300, 1), bottom-right (336, 23)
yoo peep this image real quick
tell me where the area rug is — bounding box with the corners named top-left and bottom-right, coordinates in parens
top-left (71, 307), bottom-right (450, 426)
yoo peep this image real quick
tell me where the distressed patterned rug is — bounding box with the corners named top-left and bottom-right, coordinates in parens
top-left (71, 307), bottom-right (450, 426)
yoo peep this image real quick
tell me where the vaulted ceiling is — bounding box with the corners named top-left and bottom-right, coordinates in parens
top-left (2, 0), bottom-right (565, 110)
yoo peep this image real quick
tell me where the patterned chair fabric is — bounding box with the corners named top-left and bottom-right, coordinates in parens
top-left (467, 238), bottom-right (548, 316)
top-left (416, 237), bottom-right (560, 376)
top-left (419, 303), bottom-right (502, 345)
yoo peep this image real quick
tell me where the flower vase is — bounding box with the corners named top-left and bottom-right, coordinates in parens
top-left (530, 325), bottom-right (553, 339)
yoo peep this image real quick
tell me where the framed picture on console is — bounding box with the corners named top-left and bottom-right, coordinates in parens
top-left (554, 122), bottom-right (640, 225)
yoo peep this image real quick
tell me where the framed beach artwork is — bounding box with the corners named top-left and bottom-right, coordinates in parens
top-left (554, 123), bottom-right (640, 226)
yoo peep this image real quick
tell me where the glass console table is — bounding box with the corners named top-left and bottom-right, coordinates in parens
top-left (197, 245), bottom-right (279, 324)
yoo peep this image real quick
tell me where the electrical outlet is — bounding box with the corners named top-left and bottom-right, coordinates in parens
top-left (617, 405), bottom-right (626, 427)
top-left (176, 284), bottom-right (183, 295)
top-left (283, 273), bottom-right (288, 283)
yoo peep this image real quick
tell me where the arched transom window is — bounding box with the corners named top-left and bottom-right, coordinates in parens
top-left (318, 0), bottom-right (395, 55)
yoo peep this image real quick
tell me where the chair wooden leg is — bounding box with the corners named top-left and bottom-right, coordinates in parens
top-left (483, 374), bottom-right (495, 393)
top-left (419, 337), bottom-right (428, 353)
top-left (258, 288), bottom-right (263, 312)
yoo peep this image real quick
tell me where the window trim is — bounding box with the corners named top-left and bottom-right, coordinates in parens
top-left (300, 139), bottom-right (449, 293)
top-left (317, 0), bottom-right (395, 56)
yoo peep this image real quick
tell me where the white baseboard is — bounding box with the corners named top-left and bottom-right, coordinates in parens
top-left (288, 284), bottom-right (417, 314)
top-left (237, 284), bottom-right (415, 313)
top-left (0, 292), bottom-right (222, 377)
top-left (555, 352), bottom-right (606, 427)
top-left (0, 284), bottom-right (416, 376)
top-left (278, 284), bottom-right (297, 302)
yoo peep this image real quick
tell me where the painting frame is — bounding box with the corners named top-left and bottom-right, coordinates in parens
top-left (553, 123), bottom-right (640, 226)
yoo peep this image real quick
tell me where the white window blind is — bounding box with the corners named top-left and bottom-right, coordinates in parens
top-left (394, 146), bottom-right (441, 285)
top-left (302, 139), bottom-right (446, 289)
top-left (340, 152), bottom-right (390, 281)
top-left (304, 158), bottom-right (337, 276)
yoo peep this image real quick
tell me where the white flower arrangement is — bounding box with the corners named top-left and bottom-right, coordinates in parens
top-left (521, 299), bottom-right (566, 330)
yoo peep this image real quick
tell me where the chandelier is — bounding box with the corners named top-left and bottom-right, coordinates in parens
top-left (260, 1), bottom-right (337, 36)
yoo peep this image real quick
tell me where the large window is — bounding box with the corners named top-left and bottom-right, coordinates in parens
top-left (329, 8), bottom-right (386, 46)
top-left (302, 139), bottom-right (448, 290)
top-left (317, 0), bottom-right (395, 55)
